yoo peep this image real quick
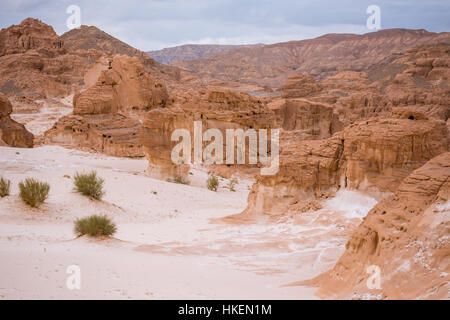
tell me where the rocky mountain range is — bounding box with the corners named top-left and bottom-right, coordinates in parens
top-left (171, 29), bottom-right (450, 90)
top-left (147, 44), bottom-right (260, 64)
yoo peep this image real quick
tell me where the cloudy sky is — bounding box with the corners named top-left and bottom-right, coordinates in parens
top-left (1, 0), bottom-right (449, 51)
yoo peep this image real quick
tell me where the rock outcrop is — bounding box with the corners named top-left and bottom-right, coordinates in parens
top-left (0, 93), bottom-right (33, 147)
top-left (73, 55), bottom-right (168, 115)
top-left (44, 114), bottom-right (142, 157)
top-left (281, 73), bottom-right (322, 99)
top-left (311, 152), bottom-right (450, 299)
top-left (240, 117), bottom-right (448, 217)
top-left (0, 18), bottom-right (89, 98)
top-left (140, 87), bottom-right (276, 179)
top-left (45, 55), bottom-right (167, 157)
top-left (61, 25), bottom-right (181, 84)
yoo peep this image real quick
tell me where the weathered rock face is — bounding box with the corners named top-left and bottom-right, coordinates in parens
top-left (45, 55), bottom-right (167, 157)
top-left (74, 55), bottom-right (168, 116)
top-left (0, 18), bottom-right (64, 56)
top-left (45, 114), bottom-right (142, 157)
top-left (318, 71), bottom-right (390, 125)
top-left (281, 99), bottom-right (343, 139)
top-left (381, 44), bottom-right (450, 122)
top-left (276, 71), bottom-right (391, 140)
top-left (312, 152), bottom-right (450, 299)
top-left (0, 18), bottom-right (89, 98)
top-left (140, 87), bottom-right (276, 179)
top-left (281, 73), bottom-right (322, 99)
top-left (0, 93), bottom-right (33, 147)
top-left (242, 118), bottom-right (448, 217)
top-left (275, 44), bottom-right (450, 141)
top-left (276, 73), bottom-right (343, 140)
top-left (140, 108), bottom-right (192, 179)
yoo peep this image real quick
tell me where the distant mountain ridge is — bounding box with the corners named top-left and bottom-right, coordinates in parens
top-left (169, 28), bottom-right (450, 89)
top-left (147, 44), bottom-right (262, 64)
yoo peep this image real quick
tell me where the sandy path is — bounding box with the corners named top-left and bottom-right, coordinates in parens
top-left (0, 146), bottom-right (329, 299)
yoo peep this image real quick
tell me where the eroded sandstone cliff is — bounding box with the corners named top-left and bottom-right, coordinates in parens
top-left (45, 55), bottom-right (168, 157)
top-left (309, 152), bottom-right (450, 299)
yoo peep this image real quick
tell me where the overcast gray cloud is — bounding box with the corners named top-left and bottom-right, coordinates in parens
top-left (0, 0), bottom-right (449, 50)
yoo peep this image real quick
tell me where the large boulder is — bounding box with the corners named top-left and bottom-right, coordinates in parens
top-left (74, 55), bottom-right (168, 115)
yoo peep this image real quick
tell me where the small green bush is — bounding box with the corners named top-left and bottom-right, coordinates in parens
top-left (0, 176), bottom-right (11, 197)
top-left (207, 175), bottom-right (219, 192)
top-left (74, 171), bottom-right (105, 200)
top-left (173, 175), bottom-right (190, 185)
top-left (19, 178), bottom-right (50, 207)
top-left (74, 215), bottom-right (117, 237)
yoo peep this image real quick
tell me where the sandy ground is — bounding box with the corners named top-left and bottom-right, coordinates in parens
top-left (11, 96), bottom-right (73, 136)
top-left (0, 146), bottom-right (378, 299)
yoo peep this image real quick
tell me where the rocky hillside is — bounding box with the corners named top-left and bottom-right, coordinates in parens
top-left (172, 29), bottom-right (450, 89)
top-left (147, 44), bottom-right (260, 64)
top-left (44, 55), bottom-right (168, 157)
top-left (61, 25), bottom-right (181, 83)
top-left (0, 18), bottom-right (181, 99)
top-left (312, 152), bottom-right (450, 299)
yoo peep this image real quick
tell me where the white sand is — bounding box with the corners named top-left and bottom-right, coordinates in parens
top-left (0, 146), bottom-right (327, 299)
top-left (11, 97), bottom-right (73, 136)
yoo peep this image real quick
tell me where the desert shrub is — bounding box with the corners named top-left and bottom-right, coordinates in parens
top-left (74, 171), bottom-right (105, 200)
top-left (173, 175), bottom-right (190, 185)
top-left (0, 176), bottom-right (11, 197)
top-left (227, 178), bottom-right (238, 192)
top-left (74, 215), bottom-right (117, 237)
top-left (207, 174), bottom-right (219, 191)
top-left (19, 178), bottom-right (50, 207)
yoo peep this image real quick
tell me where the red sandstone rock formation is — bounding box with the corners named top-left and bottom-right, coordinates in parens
top-left (73, 55), bottom-right (168, 116)
top-left (61, 25), bottom-right (181, 84)
top-left (0, 18), bottom-right (88, 98)
top-left (310, 152), bottom-right (450, 299)
top-left (0, 18), bottom-right (181, 99)
top-left (0, 93), bottom-right (33, 147)
top-left (45, 55), bottom-right (168, 157)
top-left (238, 117), bottom-right (448, 218)
top-left (140, 87), bottom-right (275, 179)
top-left (281, 73), bottom-right (322, 99)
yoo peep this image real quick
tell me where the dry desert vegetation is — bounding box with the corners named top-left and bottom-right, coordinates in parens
top-left (0, 18), bottom-right (449, 299)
